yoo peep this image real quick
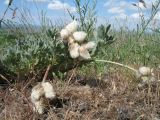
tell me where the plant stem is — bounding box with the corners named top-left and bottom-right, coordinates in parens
top-left (95, 59), bottom-right (137, 72)
top-left (42, 64), bottom-right (51, 82)
top-left (0, 0), bottom-right (13, 28)
top-left (138, 0), bottom-right (160, 38)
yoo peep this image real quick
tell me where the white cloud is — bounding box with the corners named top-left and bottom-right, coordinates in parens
top-left (108, 7), bottom-right (125, 14)
top-left (104, 0), bottom-right (128, 8)
top-left (48, 0), bottom-right (76, 13)
top-left (104, 0), bottom-right (115, 7)
top-left (130, 13), bottom-right (141, 19)
top-left (104, 0), bottom-right (129, 15)
top-left (4, 0), bottom-right (9, 4)
top-left (104, 0), bottom-right (157, 14)
top-left (117, 13), bottom-right (127, 19)
top-left (119, 1), bottom-right (128, 6)
top-left (101, 0), bottom-right (160, 29)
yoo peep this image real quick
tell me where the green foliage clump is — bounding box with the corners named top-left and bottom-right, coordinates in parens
top-left (0, 0), bottom-right (116, 78)
top-left (0, 28), bottom-right (71, 75)
top-left (97, 24), bottom-right (114, 44)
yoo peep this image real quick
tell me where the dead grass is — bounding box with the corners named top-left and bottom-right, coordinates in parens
top-left (0, 68), bottom-right (160, 120)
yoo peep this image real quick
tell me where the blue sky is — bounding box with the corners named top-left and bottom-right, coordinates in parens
top-left (1, 0), bottom-right (160, 28)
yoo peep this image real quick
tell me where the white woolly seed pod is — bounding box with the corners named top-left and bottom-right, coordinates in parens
top-left (42, 82), bottom-right (56, 99)
top-left (82, 41), bottom-right (96, 50)
top-left (31, 83), bottom-right (45, 114)
top-left (138, 66), bottom-right (152, 76)
top-left (73, 31), bottom-right (87, 42)
top-left (33, 99), bottom-right (46, 114)
top-left (60, 29), bottom-right (69, 39)
top-left (136, 66), bottom-right (153, 78)
top-left (31, 83), bottom-right (44, 102)
top-left (79, 46), bottom-right (91, 60)
top-left (68, 36), bottom-right (75, 44)
top-left (69, 43), bottom-right (80, 58)
top-left (65, 20), bottom-right (79, 34)
top-left (31, 82), bottom-right (56, 114)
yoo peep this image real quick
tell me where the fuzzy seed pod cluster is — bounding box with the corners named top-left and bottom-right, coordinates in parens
top-left (31, 82), bottom-right (56, 114)
top-left (60, 20), bottom-right (96, 60)
top-left (136, 66), bottom-right (155, 82)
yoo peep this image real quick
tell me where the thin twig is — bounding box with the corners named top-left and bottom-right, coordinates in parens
top-left (42, 64), bottom-right (51, 82)
top-left (0, 0), bottom-right (13, 27)
top-left (0, 74), bottom-right (12, 86)
top-left (138, 0), bottom-right (160, 38)
top-left (67, 69), bottom-right (75, 85)
top-left (22, 76), bottom-right (36, 91)
top-left (0, 7), bottom-right (9, 22)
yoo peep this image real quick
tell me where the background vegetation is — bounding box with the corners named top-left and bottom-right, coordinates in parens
top-left (0, 0), bottom-right (160, 119)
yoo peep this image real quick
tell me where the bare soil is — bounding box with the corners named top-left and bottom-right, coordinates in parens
top-left (0, 69), bottom-right (160, 120)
